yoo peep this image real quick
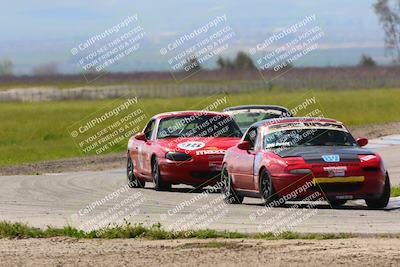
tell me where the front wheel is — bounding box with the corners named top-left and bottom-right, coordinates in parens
top-left (127, 154), bottom-right (145, 188)
top-left (365, 174), bottom-right (391, 209)
top-left (220, 164), bottom-right (243, 204)
top-left (152, 158), bottom-right (171, 191)
top-left (260, 168), bottom-right (279, 206)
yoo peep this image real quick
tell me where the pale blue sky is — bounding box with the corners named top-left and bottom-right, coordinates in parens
top-left (0, 0), bottom-right (387, 74)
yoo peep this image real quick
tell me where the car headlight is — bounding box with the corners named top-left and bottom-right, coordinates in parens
top-left (166, 152), bottom-right (192, 161)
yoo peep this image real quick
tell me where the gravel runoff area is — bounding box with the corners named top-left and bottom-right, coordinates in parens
top-left (1, 121), bottom-right (400, 176)
top-left (0, 237), bottom-right (399, 266)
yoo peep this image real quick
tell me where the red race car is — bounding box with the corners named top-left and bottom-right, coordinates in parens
top-left (221, 117), bottom-right (391, 208)
top-left (127, 111), bottom-right (242, 190)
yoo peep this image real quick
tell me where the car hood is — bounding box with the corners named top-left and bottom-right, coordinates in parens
top-left (157, 137), bottom-right (241, 155)
top-left (272, 146), bottom-right (375, 163)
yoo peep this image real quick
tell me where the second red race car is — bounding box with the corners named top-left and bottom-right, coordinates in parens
top-left (223, 105), bottom-right (292, 133)
top-left (221, 117), bottom-right (391, 208)
top-left (127, 111), bottom-right (242, 190)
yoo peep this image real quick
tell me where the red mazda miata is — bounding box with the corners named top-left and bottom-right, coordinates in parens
top-left (127, 111), bottom-right (242, 190)
top-left (221, 117), bottom-right (391, 208)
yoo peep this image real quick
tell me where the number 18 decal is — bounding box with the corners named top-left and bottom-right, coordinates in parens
top-left (177, 141), bottom-right (205, 151)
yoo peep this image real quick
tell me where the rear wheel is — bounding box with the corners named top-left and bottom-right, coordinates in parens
top-left (221, 164), bottom-right (243, 204)
top-left (127, 154), bottom-right (145, 188)
top-left (152, 158), bottom-right (171, 191)
top-left (365, 174), bottom-right (391, 209)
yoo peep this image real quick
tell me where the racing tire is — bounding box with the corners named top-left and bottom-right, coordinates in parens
top-left (152, 158), bottom-right (171, 191)
top-left (220, 164), bottom-right (243, 204)
top-left (127, 153), bottom-right (145, 188)
top-left (260, 168), bottom-right (279, 206)
top-left (328, 199), bottom-right (347, 207)
top-left (365, 174), bottom-right (391, 209)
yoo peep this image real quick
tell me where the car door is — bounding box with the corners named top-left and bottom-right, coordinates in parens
top-left (234, 127), bottom-right (259, 190)
top-left (137, 119), bottom-right (156, 176)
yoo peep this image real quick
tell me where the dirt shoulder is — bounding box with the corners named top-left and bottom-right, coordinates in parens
top-left (1, 237), bottom-right (399, 266)
top-left (0, 153), bottom-right (126, 176)
top-left (1, 121), bottom-right (399, 176)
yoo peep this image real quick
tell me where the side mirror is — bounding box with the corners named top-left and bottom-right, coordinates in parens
top-left (356, 138), bottom-right (368, 147)
top-left (135, 132), bottom-right (146, 141)
top-left (237, 141), bottom-right (251, 150)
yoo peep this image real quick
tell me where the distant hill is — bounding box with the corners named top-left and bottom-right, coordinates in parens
top-left (0, 0), bottom-right (387, 74)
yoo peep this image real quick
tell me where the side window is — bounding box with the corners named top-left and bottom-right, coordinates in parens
top-left (143, 119), bottom-right (155, 140)
top-left (243, 127), bottom-right (258, 150)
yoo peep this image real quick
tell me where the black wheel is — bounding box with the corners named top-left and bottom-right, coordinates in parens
top-left (365, 174), bottom-right (391, 209)
top-left (220, 164), bottom-right (243, 204)
top-left (127, 154), bottom-right (145, 188)
top-left (328, 199), bottom-right (347, 207)
top-left (152, 158), bottom-right (171, 191)
top-left (260, 168), bottom-right (279, 206)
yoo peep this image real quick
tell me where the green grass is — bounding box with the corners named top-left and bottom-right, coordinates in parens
top-left (1, 88), bottom-right (400, 167)
top-left (0, 221), bottom-right (353, 240)
top-left (391, 187), bottom-right (400, 197)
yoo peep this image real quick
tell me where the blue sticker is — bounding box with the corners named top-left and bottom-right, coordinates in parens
top-left (322, 154), bottom-right (340, 162)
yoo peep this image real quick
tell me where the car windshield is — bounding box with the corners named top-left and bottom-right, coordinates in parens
top-left (157, 115), bottom-right (242, 139)
top-left (263, 128), bottom-right (358, 149)
top-left (231, 110), bottom-right (287, 131)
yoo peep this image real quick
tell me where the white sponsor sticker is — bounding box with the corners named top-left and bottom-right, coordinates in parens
top-left (323, 166), bottom-right (347, 177)
top-left (196, 150), bottom-right (226, 155)
top-left (360, 155), bottom-right (376, 162)
top-left (177, 141), bottom-right (205, 151)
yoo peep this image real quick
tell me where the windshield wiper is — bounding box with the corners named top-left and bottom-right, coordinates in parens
top-left (266, 145), bottom-right (295, 149)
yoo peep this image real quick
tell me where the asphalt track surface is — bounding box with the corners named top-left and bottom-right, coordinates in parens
top-left (0, 140), bottom-right (399, 235)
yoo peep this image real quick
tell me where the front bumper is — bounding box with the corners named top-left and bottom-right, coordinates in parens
top-left (158, 157), bottom-right (222, 185)
top-left (271, 171), bottom-right (385, 201)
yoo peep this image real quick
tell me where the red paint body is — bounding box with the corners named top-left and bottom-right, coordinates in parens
top-left (128, 111), bottom-right (241, 186)
top-left (223, 118), bottom-right (387, 201)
